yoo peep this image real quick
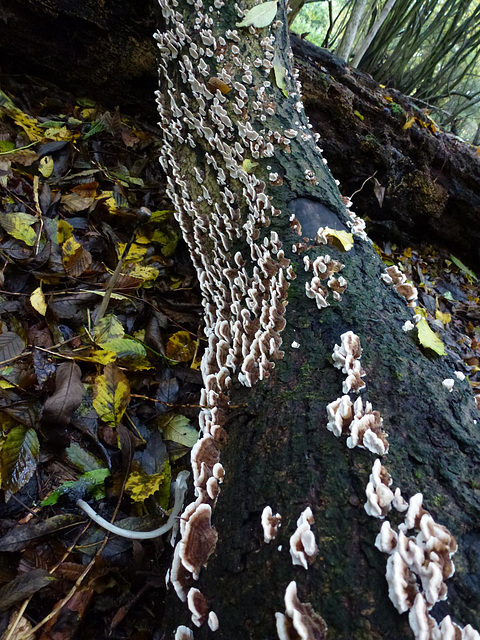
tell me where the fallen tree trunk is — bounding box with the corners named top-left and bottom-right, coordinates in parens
top-left (1, 2), bottom-right (480, 269)
top-left (148, 0), bottom-right (480, 637)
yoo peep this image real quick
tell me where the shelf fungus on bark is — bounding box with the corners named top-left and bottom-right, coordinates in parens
top-left (262, 506), bottom-right (282, 543)
top-left (382, 265), bottom-right (418, 307)
top-left (289, 507), bottom-right (318, 569)
top-left (179, 504), bottom-right (218, 580)
top-left (364, 459), bottom-right (394, 518)
top-left (275, 581), bottom-right (327, 640)
top-left (174, 625), bottom-right (194, 640)
top-left (187, 588), bottom-right (209, 627)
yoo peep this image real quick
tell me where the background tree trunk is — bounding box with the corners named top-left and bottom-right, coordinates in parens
top-left (1, 2), bottom-right (480, 269)
top-left (335, 0), bottom-right (367, 61)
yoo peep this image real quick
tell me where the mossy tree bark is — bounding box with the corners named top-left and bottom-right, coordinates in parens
top-left (154, 0), bottom-right (480, 639)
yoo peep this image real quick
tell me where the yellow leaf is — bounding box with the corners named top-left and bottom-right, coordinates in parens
top-left (11, 112), bottom-right (43, 141)
top-left (435, 309), bottom-right (451, 325)
top-left (39, 156), bottom-right (54, 178)
top-left (0, 212), bottom-right (37, 246)
top-left (323, 227), bottom-right (354, 251)
top-left (125, 469), bottom-right (166, 502)
top-left (403, 247), bottom-right (412, 258)
top-left (384, 96), bottom-right (393, 103)
top-left (94, 314), bottom-right (125, 345)
top-left (80, 108), bottom-right (96, 120)
top-left (242, 159), bottom-right (258, 173)
top-left (166, 331), bottom-right (197, 362)
top-left (30, 287), bottom-right (47, 316)
top-left (74, 349), bottom-right (117, 365)
top-left (57, 219), bottom-right (74, 244)
top-left (353, 110), bottom-right (364, 121)
top-left (93, 363), bottom-right (131, 426)
top-left (417, 319), bottom-right (446, 355)
top-left (117, 242), bottom-right (147, 263)
top-left (127, 264), bottom-right (160, 284)
top-left (62, 236), bottom-right (93, 276)
top-left (44, 126), bottom-right (74, 141)
top-left (206, 78), bottom-right (232, 95)
top-left (403, 117), bottom-right (416, 130)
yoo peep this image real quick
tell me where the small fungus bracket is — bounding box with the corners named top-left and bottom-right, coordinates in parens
top-left (289, 198), bottom-right (349, 239)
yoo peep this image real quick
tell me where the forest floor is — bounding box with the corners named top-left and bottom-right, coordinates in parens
top-left (0, 76), bottom-right (479, 640)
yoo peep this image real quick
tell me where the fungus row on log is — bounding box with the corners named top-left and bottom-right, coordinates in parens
top-left (324, 331), bottom-right (479, 640)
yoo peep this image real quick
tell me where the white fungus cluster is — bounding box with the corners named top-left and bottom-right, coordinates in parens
top-left (381, 265), bottom-right (418, 307)
top-left (304, 254), bottom-right (347, 308)
top-left (374, 492), bottom-right (480, 640)
top-left (289, 507), bottom-right (318, 569)
top-left (326, 332), bottom-right (390, 454)
top-left (325, 330), bottom-right (479, 640)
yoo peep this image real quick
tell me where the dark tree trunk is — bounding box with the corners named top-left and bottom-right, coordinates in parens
top-left (2, 3), bottom-right (480, 639)
top-left (149, 0), bottom-right (480, 637)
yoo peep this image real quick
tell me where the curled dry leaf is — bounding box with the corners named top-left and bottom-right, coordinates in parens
top-left (42, 362), bottom-right (85, 426)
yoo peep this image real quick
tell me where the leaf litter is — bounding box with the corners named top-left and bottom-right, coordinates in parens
top-left (0, 78), bottom-right (203, 638)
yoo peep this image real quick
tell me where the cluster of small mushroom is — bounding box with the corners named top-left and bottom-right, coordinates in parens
top-left (340, 195), bottom-right (369, 242)
top-left (381, 265), bottom-right (418, 307)
top-left (289, 507), bottom-right (318, 569)
top-left (364, 458), bottom-right (406, 518)
top-left (326, 332), bottom-right (390, 454)
top-left (303, 254), bottom-right (347, 307)
top-left (374, 491), bottom-right (479, 640)
top-left (275, 582), bottom-right (327, 640)
top-left (324, 330), bottom-right (479, 640)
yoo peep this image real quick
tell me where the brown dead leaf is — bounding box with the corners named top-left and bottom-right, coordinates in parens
top-left (43, 362), bottom-right (85, 426)
top-left (61, 192), bottom-right (95, 213)
top-left (0, 569), bottom-right (54, 612)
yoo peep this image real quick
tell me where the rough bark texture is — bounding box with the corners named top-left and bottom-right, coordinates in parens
top-left (150, 0), bottom-right (480, 637)
top-left (2, 3), bottom-right (480, 639)
top-left (1, 2), bottom-right (479, 268)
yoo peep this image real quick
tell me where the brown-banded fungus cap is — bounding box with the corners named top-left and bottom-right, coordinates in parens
top-left (326, 395), bottom-right (353, 437)
top-left (276, 581), bottom-right (327, 640)
top-left (262, 506), bottom-right (282, 543)
top-left (386, 552), bottom-right (419, 614)
top-left (290, 508), bottom-right (318, 569)
top-left (180, 504), bottom-right (218, 580)
top-left (187, 588), bottom-right (209, 627)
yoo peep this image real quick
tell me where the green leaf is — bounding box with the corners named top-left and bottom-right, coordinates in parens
top-left (236, 0), bottom-right (278, 27)
top-left (93, 363), bottom-right (131, 426)
top-left (41, 468), bottom-right (110, 506)
top-left (273, 51), bottom-right (287, 91)
top-left (0, 212), bottom-right (37, 246)
top-left (0, 332), bottom-right (25, 361)
top-left (94, 314), bottom-right (125, 345)
top-left (0, 426), bottom-right (40, 494)
top-left (417, 319), bottom-right (446, 356)
top-left (65, 443), bottom-right (103, 473)
top-left (100, 338), bottom-right (146, 360)
top-left (449, 255), bottom-right (477, 280)
top-left (159, 414), bottom-right (198, 447)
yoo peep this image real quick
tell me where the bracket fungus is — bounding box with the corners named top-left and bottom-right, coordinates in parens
top-left (289, 507), bottom-right (318, 569)
top-left (262, 506), bottom-right (282, 543)
top-left (275, 581), bottom-right (327, 640)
